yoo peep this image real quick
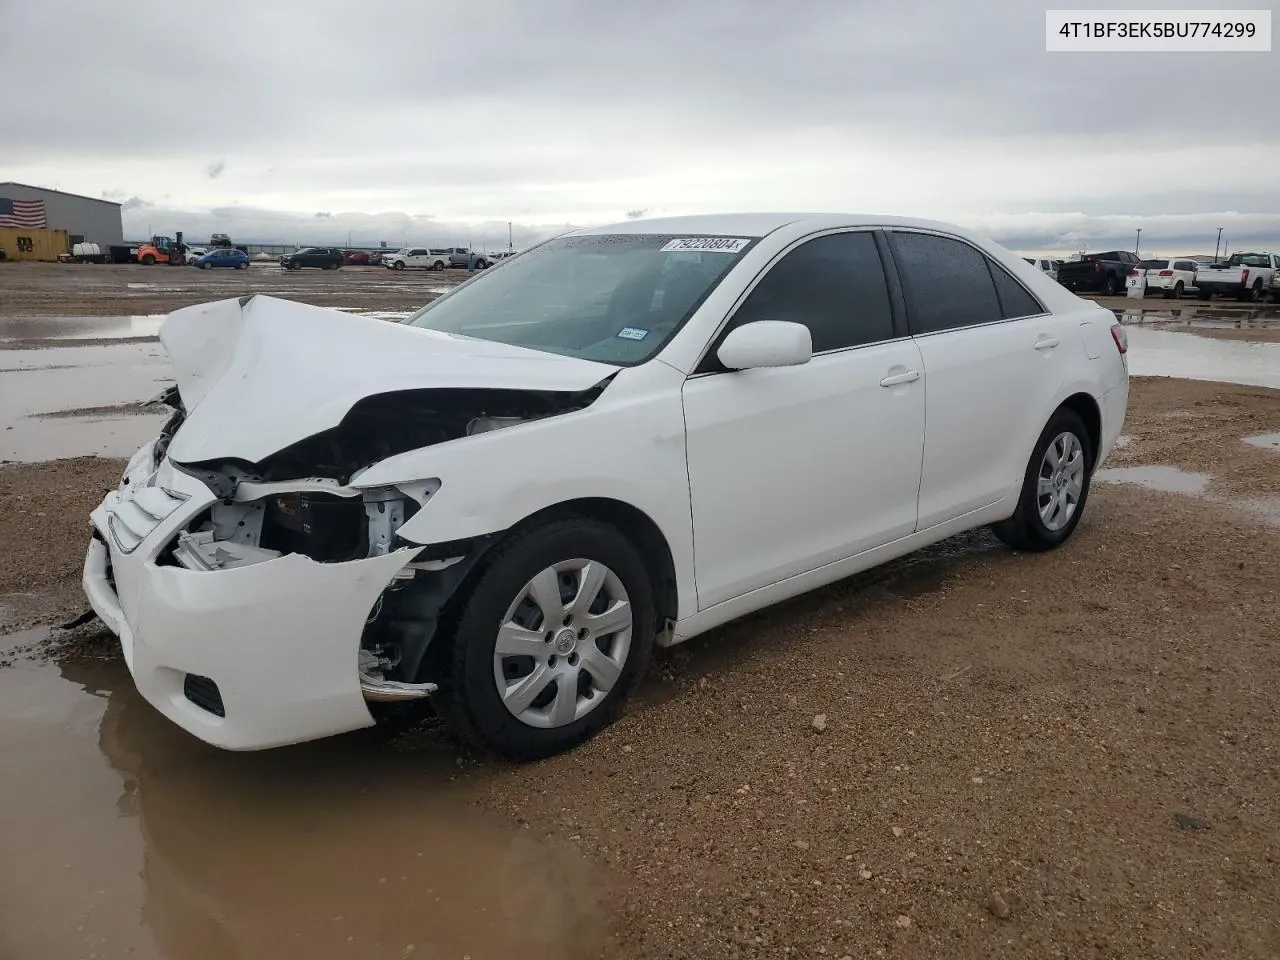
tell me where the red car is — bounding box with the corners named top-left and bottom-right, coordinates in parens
top-left (341, 250), bottom-right (371, 266)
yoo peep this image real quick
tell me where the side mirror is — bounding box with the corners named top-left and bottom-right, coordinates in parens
top-left (717, 320), bottom-right (812, 370)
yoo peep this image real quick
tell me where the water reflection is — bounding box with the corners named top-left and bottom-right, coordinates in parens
top-left (0, 637), bottom-right (606, 960)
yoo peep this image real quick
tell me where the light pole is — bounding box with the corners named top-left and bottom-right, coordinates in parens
top-left (1215, 227), bottom-right (1223, 261)
top-left (508, 221), bottom-right (513, 253)
top-left (1134, 228), bottom-right (1141, 254)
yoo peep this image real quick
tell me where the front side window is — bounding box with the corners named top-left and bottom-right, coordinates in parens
top-left (727, 231), bottom-right (894, 352)
top-left (889, 231), bottom-right (1002, 334)
top-left (405, 233), bottom-right (757, 365)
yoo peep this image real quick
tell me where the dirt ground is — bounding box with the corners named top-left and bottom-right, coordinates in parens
top-left (2, 376), bottom-right (1280, 958)
top-left (0, 260), bottom-right (465, 316)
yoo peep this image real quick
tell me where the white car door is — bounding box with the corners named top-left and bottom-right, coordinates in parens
top-left (681, 230), bottom-right (926, 609)
top-left (886, 229), bottom-right (1073, 529)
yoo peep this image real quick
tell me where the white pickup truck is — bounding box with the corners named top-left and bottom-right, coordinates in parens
top-left (1194, 252), bottom-right (1278, 302)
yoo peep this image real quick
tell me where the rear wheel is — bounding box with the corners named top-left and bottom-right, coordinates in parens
top-left (433, 260), bottom-right (445, 271)
top-left (1172, 280), bottom-right (1184, 299)
top-left (1197, 287), bottom-right (1212, 300)
top-left (1104, 275), bottom-right (1120, 296)
top-left (992, 408), bottom-right (1094, 553)
top-left (237, 261), bottom-right (248, 269)
top-left (435, 518), bottom-right (655, 760)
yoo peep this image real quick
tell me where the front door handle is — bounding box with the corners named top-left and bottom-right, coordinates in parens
top-left (1034, 336), bottom-right (1060, 350)
top-left (880, 369), bottom-right (921, 387)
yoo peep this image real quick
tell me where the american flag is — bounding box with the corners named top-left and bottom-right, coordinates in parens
top-left (0, 197), bottom-right (48, 228)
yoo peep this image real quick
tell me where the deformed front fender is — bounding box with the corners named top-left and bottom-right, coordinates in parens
top-left (349, 366), bottom-right (698, 619)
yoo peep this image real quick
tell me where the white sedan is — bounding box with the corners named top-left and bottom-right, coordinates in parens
top-left (82, 213), bottom-right (1130, 757)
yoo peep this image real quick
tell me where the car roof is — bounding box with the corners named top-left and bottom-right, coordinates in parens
top-left (568, 212), bottom-right (982, 239)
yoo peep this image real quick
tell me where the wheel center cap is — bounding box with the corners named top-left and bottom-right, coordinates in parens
top-left (553, 628), bottom-right (578, 655)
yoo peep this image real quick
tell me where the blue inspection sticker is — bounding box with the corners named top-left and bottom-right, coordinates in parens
top-left (616, 327), bottom-right (650, 341)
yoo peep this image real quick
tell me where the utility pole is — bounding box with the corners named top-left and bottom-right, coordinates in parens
top-left (508, 221), bottom-right (513, 253)
top-left (1134, 228), bottom-right (1141, 254)
top-left (1215, 227), bottom-right (1223, 261)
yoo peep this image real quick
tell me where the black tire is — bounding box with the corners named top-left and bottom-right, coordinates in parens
top-left (1172, 281), bottom-right (1184, 299)
top-left (1104, 274), bottom-right (1120, 296)
top-left (991, 407), bottom-right (1094, 553)
top-left (1250, 280), bottom-right (1264, 302)
top-left (394, 261), bottom-right (405, 271)
top-left (200, 261), bottom-right (211, 270)
top-left (433, 260), bottom-right (445, 271)
top-left (140, 254), bottom-right (156, 266)
top-left (435, 517), bottom-right (655, 760)
top-left (1197, 288), bottom-right (1212, 300)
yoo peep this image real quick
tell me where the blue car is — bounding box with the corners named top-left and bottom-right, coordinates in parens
top-left (194, 247), bottom-right (250, 270)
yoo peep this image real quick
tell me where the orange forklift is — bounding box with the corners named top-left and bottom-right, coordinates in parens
top-left (136, 231), bottom-right (187, 266)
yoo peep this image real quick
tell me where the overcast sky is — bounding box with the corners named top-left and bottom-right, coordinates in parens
top-left (3, 0), bottom-right (1277, 256)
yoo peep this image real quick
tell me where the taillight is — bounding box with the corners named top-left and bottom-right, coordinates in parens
top-left (1242, 269), bottom-right (1250, 284)
top-left (1094, 261), bottom-right (1101, 273)
top-left (1158, 270), bottom-right (1173, 277)
top-left (1110, 324), bottom-right (1128, 354)
top-left (1129, 268), bottom-right (1139, 276)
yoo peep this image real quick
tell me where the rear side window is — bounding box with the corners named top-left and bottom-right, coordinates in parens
top-left (730, 231), bottom-right (894, 352)
top-left (988, 261), bottom-right (1045, 319)
top-left (888, 231), bottom-right (1002, 334)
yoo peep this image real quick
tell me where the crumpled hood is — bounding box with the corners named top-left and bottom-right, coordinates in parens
top-left (160, 295), bottom-right (617, 464)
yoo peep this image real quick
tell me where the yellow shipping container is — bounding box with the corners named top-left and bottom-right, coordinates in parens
top-left (0, 227), bottom-right (70, 262)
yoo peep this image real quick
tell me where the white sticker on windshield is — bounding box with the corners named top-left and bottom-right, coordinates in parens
top-left (660, 237), bottom-right (750, 254)
top-left (616, 327), bottom-right (650, 341)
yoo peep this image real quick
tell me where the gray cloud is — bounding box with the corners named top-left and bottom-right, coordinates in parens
top-left (4, 0), bottom-right (1277, 250)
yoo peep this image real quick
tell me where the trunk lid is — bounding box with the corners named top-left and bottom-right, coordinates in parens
top-left (160, 295), bottom-right (617, 464)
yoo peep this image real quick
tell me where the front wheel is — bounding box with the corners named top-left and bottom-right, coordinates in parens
top-left (436, 518), bottom-right (655, 760)
top-left (140, 254), bottom-right (156, 266)
top-left (393, 261), bottom-right (405, 271)
top-left (200, 261), bottom-right (212, 270)
top-left (991, 408), bottom-right (1094, 552)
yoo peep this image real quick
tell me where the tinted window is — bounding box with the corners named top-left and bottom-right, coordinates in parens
top-left (988, 261), bottom-right (1045, 319)
top-left (889, 232), bottom-right (1002, 334)
top-left (729, 231), bottom-right (893, 352)
top-left (1139, 259), bottom-right (1169, 270)
top-left (406, 233), bottom-right (755, 366)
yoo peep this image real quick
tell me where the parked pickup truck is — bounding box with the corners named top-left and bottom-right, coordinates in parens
top-left (1193, 252), bottom-right (1278, 302)
top-left (447, 247), bottom-right (491, 269)
top-left (1056, 250), bottom-right (1141, 295)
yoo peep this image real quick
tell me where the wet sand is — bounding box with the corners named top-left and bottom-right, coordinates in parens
top-left (2, 265), bottom-right (1280, 958)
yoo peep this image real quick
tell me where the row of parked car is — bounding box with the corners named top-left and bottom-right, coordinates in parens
top-left (1028, 250), bottom-right (1280, 302)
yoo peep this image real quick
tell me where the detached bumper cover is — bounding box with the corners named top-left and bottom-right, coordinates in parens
top-left (82, 443), bottom-right (418, 750)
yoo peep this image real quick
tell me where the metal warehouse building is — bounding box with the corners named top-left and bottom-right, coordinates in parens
top-left (0, 182), bottom-right (124, 248)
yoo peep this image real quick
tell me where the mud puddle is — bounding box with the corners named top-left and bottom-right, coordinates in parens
top-left (1124, 327), bottom-right (1280, 389)
top-left (0, 341), bottom-right (172, 462)
top-left (1096, 464), bottom-right (1279, 527)
top-left (0, 315), bottom-right (167, 343)
top-left (1243, 432), bottom-right (1280, 451)
top-left (0, 628), bottom-right (606, 960)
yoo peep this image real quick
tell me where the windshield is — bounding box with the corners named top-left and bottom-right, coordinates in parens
top-left (404, 233), bottom-right (757, 365)
top-left (1227, 253), bottom-right (1270, 267)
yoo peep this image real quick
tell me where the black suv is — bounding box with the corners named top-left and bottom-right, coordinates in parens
top-left (280, 246), bottom-right (343, 270)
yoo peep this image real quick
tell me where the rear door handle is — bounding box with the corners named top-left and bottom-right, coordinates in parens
top-left (879, 369), bottom-right (921, 387)
top-left (1034, 336), bottom-right (1060, 350)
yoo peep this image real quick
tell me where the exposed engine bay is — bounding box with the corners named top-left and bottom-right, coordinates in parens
top-left (147, 378), bottom-right (609, 703)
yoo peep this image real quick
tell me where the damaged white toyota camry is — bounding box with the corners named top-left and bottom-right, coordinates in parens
top-left (82, 213), bottom-right (1129, 758)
